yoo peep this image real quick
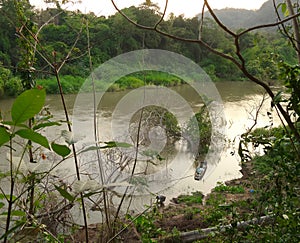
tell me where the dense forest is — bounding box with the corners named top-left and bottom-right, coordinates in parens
top-left (0, 0), bottom-right (297, 96)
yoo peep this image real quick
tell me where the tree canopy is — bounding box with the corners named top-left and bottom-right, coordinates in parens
top-left (0, 0), bottom-right (297, 96)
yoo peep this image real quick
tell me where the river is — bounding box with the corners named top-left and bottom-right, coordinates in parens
top-left (0, 81), bottom-right (281, 224)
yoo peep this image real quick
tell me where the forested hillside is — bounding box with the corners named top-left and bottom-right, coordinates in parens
top-left (204, 0), bottom-right (283, 29)
top-left (0, 1), bottom-right (297, 96)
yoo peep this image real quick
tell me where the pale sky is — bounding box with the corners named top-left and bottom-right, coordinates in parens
top-left (30, 0), bottom-right (269, 17)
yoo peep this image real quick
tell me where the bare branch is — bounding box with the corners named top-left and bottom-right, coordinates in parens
top-left (57, 23), bottom-right (84, 72)
top-left (154, 0), bottom-right (168, 29)
top-left (198, 2), bottom-right (206, 40)
top-left (204, 0), bottom-right (236, 37)
top-left (238, 11), bottom-right (300, 36)
top-left (110, 0), bottom-right (300, 141)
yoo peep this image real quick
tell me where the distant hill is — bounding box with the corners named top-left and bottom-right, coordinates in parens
top-left (203, 0), bottom-right (284, 30)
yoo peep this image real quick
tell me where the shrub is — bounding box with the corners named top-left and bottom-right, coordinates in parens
top-left (4, 76), bottom-right (23, 96)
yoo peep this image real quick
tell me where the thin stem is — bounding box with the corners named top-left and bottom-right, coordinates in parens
top-left (4, 139), bottom-right (14, 243)
top-left (113, 68), bottom-right (147, 224)
top-left (85, 18), bottom-right (112, 235)
top-left (54, 69), bottom-right (89, 242)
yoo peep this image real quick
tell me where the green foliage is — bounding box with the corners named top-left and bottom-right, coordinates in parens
top-left (14, 0), bottom-right (38, 90)
top-left (0, 88), bottom-right (75, 241)
top-left (177, 191), bottom-right (203, 205)
top-left (0, 127), bottom-right (10, 147)
top-left (1, 4), bottom-right (296, 96)
top-left (0, 65), bottom-right (24, 97)
top-left (51, 142), bottom-right (71, 157)
top-left (11, 88), bottom-right (46, 124)
top-left (214, 183), bottom-right (245, 194)
top-left (3, 76), bottom-right (23, 96)
top-left (184, 105), bottom-right (212, 156)
top-left (36, 75), bottom-right (85, 94)
top-left (54, 185), bottom-right (75, 202)
top-left (107, 71), bottom-right (183, 92)
top-left (127, 206), bottom-right (165, 242)
top-left (15, 129), bottom-right (50, 149)
top-left (278, 62), bottom-right (300, 119)
top-left (130, 105), bottom-right (181, 146)
top-left (205, 193), bottom-right (226, 207)
top-left (108, 76), bottom-right (144, 91)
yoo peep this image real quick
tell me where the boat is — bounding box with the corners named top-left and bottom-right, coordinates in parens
top-left (194, 161), bottom-right (207, 180)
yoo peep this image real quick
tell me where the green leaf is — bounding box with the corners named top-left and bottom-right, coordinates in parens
top-left (273, 91), bottom-right (283, 105)
top-left (101, 141), bottom-right (132, 149)
top-left (0, 202), bottom-right (4, 209)
top-left (0, 127), bottom-right (10, 147)
top-left (51, 142), bottom-right (71, 157)
top-left (79, 141), bottom-right (132, 154)
top-left (54, 185), bottom-right (75, 202)
top-left (15, 129), bottom-right (50, 149)
top-left (11, 88), bottom-right (46, 124)
top-left (280, 3), bottom-right (290, 17)
top-left (33, 121), bottom-right (61, 131)
top-left (2, 121), bottom-right (28, 128)
top-left (79, 146), bottom-right (101, 154)
top-left (1, 210), bottom-right (26, 217)
top-left (0, 194), bottom-right (16, 201)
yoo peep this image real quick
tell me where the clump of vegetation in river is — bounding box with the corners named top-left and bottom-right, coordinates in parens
top-left (184, 105), bottom-right (212, 157)
top-left (108, 71), bottom-right (184, 92)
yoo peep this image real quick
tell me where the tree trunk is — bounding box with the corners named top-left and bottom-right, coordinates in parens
top-left (286, 0), bottom-right (300, 63)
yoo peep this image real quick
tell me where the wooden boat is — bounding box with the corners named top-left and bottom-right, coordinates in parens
top-left (194, 161), bottom-right (207, 180)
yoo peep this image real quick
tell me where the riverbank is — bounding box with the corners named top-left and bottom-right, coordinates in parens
top-left (71, 161), bottom-right (259, 242)
top-left (72, 144), bottom-right (299, 242)
top-left (122, 161), bottom-right (256, 242)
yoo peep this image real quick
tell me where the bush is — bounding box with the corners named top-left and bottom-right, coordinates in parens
top-left (214, 183), bottom-right (245, 194)
top-left (177, 191), bottom-right (203, 205)
top-left (36, 75), bottom-right (85, 94)
top-left (184, 106), bottom-right (212, 156)
top-left (115, 76), bottom-right (144, 90)
top-left (4, 76), bottom-right (23, 96)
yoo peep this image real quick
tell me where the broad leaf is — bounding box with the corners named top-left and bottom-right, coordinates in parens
top-left (16, 129), bottom-right (50, 149)
top-left (0, 127), bottom-right (10, 147)
top-left (11, 88), bottom-right (46, 124)
top-left (54, 185), bottom-right (75, 202)
top-left (51, 142), bottom-right (71, 157)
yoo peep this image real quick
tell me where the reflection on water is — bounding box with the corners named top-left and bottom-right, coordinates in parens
top-left (0, 81), bottom-right (281, 224)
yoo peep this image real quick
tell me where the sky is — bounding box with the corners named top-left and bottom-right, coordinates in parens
top-left (30, 0), bottom-right (269, 18)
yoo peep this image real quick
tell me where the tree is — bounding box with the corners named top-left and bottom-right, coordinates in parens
top-left (111, 0), bottom-right (300, 141)
top-left (111, 0), bottom-right (300, 241)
